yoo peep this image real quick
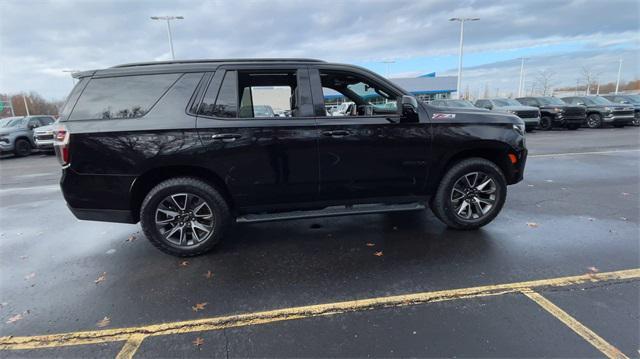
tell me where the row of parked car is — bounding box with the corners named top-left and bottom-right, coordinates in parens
top-left (430, 94), bottom-right (640, 132)
top-left (0, 115), bottom-right (57, 156)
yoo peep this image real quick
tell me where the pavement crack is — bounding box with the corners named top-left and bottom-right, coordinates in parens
top-left (222, 328), bottom-right (230, 359)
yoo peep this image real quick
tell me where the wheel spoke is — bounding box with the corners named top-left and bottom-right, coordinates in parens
top-left (155, 192), bottom-right (215, 247)
top-left (476, 178), bottom-right (493, 191)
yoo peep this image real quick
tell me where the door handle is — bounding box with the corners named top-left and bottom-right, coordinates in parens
top-left (322, 130), bottom-right (351, 138)
top-left (211, 133), bottom-right (241, 142)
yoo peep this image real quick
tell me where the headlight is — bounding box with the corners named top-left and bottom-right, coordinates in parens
top-left (553, 108), bottom-right (565, 113)
top-left (603, 107), bottom-right (613, 111)
top-left (513, 124), bottom-right (525, 135)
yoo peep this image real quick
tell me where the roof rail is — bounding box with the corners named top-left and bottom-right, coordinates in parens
top-left (112, 58), bottom-right (326, 68)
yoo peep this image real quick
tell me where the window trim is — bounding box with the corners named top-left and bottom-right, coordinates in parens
top-left (311, 67), bottom-right (402, 120)
top-left (195, 67), bottom-right (314, 121)
top-left (66, 72), bottom-right (183, 122)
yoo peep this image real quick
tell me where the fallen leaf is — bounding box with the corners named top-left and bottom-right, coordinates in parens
top-left (620, 217), bottom-right (628, 221)
top-left (587, 266), bottom-right (599, 273)
top-left (126, 235), bottom-right (137, 242)
top-left (193, 337), bottom-right (204, 347)
top-left (373, 251), bottom-right (384, 257)
top-left (96, 316), bottom-right (110, 328)
top-left (94, 272), bottom-right (107, 284)
top-left (6, 314), bottom-right (22, 324)
top-left (24, 272), bottom-right (36, 280)
top-left (365, 243), bottom-right (375, 247)
top-left (204, 270), bottom-right (214, 279)
top-left (192, 302), bottom-right (208, 312)
top-left (621, 192), bottom-right (630, 196)
top-left (179, 261), bottom-right (189, 267)
top-left (527, 222), bottom-right (539, 228)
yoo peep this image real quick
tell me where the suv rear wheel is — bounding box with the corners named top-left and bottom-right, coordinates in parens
top-left (430, 158), bottom-right (507, 230)
top-left (140, 177), bottom-right (230, 257)
top-left (14, 138), bottom-right (32, 157)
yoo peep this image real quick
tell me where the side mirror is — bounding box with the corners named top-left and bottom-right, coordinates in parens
top-left (399, 95), bottom-right (419, 122)
top-left (29, 124), bottom-right (38, 130)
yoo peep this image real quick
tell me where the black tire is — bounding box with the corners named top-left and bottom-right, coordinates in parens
top-left (586, 113), bottom-right (602, 128)
top-left (140, 177), bottom-right (230, 257)
top-left (538, 116), bottom-right (553, 131)
top-left (567, 124), bottom-right (580, 130)
top-left (430, 158), bottom-right (507, 230)
top-left (13, 139), bottom-right (32, 157)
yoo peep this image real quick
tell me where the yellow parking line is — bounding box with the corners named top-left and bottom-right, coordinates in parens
top-left (115, 334), bottom-right (146, 359)
top-left (1, 268), bottom-right (638, 352)
top-left (522, 289), bottom-right (629, 359)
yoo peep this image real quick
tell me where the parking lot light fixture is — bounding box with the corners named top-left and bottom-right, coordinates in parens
top-left (449, 17), bottom-right (480, 99)
top-left (517, 57), bottom-right (530, 97)
top-left (150, 16), bottom-right (184, 60)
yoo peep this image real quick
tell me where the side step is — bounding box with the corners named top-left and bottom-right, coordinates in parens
top-left (236, 202), bottom-right (426, 223)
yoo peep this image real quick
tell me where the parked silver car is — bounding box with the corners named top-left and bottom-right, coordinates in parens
top-left (0, 116), bottom-right (55, 156)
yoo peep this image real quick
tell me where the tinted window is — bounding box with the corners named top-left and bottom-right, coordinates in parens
top-left (199, 71), bottom-right (238, 118)
top-left (69, 73), bottom-right (181, 120)
top-left (319, 70), bottom-right (398, 117)
top-left (38, 117), bottom-right (54, 125)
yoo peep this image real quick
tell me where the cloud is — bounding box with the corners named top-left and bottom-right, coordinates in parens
top-left (1, 0), bottom-right (638, 99)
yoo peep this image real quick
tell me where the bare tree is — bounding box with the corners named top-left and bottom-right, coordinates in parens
top-left (534, 70), bottom-right (556, 96)
top-left (580, 66), bottom-right (601, 95)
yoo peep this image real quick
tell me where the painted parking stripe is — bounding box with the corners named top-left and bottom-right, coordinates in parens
top-left (522, 289), bottom-right (629, 359)
top-left (1, 268), bottom-right (638, 355)
top-left (529, 149), bottom-right (640, 158)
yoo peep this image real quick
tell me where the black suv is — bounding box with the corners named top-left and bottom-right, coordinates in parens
top-left (561, 96), bottom-right (635, 128)
top-left (54, 59), bottom-right (527, 257)
top-left (515, 97), bottom-right (586, 130)
top-left (601, 94), bottom-right (640, 126)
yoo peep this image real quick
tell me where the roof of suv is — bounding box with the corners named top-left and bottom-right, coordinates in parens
top-left (73, 58), bottom-right (329, 78)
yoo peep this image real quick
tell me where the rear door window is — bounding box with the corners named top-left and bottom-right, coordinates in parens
top-left (69, 73), bottom-right (181, 120)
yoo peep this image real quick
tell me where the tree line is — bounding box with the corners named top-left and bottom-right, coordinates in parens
top-left (0, 92), bottom-right (64, 118)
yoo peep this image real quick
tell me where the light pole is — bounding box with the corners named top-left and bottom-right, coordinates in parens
top-left (449, 17), bottom-right (479, 100)
top-left (22, 94), bottom-right (30, 116)
top-left (381, 60), bottom-right (395, 78)
top-left (615, 58), bottom-right (622, 94)
top-left (517, 57), bottom-right (530, 97)
top-left (150, 16), bottom-right (184, 60)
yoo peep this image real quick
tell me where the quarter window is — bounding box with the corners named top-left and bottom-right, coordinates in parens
top-left (199, 71), bottom-right (238, 118)
top-left (68, 73), bottom-right (181, 121)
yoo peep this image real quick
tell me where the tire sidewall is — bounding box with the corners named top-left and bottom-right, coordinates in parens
top-left (539, 116), bottom-right (553, 130)
top-left (14, 139), bottom-right (31, 157)
top-left (587, 114), bottom-right (602, 128)
top-left (435, 159), bottom-right (507, 229)
top-left (140, 179), bottom-right (229, 256)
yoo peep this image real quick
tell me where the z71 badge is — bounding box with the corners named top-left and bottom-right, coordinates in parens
top-left (432, 113), bottom-right (456, 120)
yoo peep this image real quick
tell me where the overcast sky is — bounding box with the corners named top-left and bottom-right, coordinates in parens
top-left (1, 0), bottom-right (638, 99)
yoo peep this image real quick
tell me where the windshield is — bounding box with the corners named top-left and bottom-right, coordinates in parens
top-left (624, 95), bottom-right (640, 104)
top-left (1, 117), bottom-right (26, 128)
top-left (492, 99), bottom-right (522, 107)
top-left (589, 96), bottom-right (613, 105)
top-left (253, 105), bottom-right (274, 117)
top-left (435, 100), bottom-right (475, 108)
top-left (538, 97), bottom-right (566, 106)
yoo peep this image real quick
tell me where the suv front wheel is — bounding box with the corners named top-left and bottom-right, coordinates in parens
top-left (430, 158), bottom-right (507, 230)
top-left (140, 177), bottom-right (230, 257)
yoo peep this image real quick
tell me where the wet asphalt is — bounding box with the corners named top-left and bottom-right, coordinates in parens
top-left (0, 127), bottom-right (638, 358)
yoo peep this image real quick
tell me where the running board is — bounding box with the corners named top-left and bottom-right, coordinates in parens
top-left (236, 203), bottom-right (426, 223)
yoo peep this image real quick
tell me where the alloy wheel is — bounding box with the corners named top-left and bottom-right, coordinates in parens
top-left (587, 115), bottom-right (601, 128)
top-left (155, 193), bottom-right (215, 247)
top-left (450, 171), bottom-right (497, 220)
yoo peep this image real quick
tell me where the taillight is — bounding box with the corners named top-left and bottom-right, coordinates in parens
top-left (53, 125), bottom-right (70, 166)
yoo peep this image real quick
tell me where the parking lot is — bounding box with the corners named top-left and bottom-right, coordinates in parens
top-left (0, 127), bottom-right (638, 358)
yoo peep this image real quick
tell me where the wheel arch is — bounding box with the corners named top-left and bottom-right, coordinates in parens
top-left (432, 141), bottom-right (519, 190)
top-left (130, 166), bottom-right (235, 222)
